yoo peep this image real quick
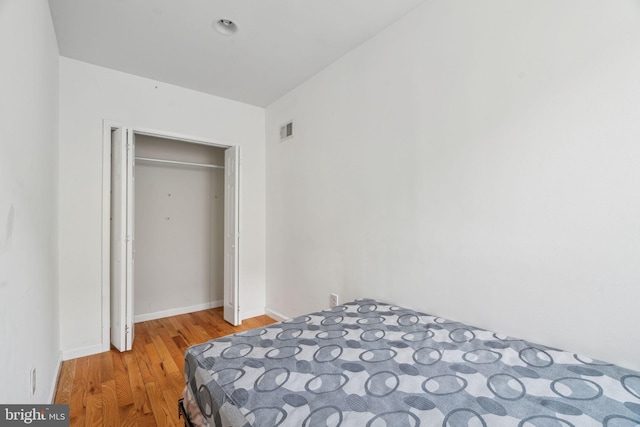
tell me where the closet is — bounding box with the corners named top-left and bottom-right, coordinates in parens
top-left (109, 127), bottom-right (239, 352)
top-left (134, 135), bottom-right (225, 322)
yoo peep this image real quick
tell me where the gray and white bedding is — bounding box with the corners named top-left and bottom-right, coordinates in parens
top-left (183, 299), bottom-right (640, 426)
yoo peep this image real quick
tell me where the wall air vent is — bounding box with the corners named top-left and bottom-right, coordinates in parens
top-left (280, 121), bottom-right (293, 142)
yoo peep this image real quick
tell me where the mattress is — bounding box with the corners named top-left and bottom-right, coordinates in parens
top-left (183, 299), bottom-right (640, 426)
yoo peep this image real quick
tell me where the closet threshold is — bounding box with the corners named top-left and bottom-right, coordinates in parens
top-left (135, 156), bottom-right (224, 169)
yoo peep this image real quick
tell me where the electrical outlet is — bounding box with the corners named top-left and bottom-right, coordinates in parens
top-left (330, 293), bottom-right (339, 308)
top-left (30, 366), bottom-right (36, 396)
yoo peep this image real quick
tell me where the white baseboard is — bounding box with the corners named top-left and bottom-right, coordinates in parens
top-left (48, 351), bottom-right (63, 403)
top-left (62, 344), bottom-right (104, 361)
top-left (265, 308), bottom-right (289, 322)
top-left (134, 300), bottom-right (223, 323)
top-left (64, 302), bottom-right (260, 364)
top-left (241, 307), bottom-right (266, 320)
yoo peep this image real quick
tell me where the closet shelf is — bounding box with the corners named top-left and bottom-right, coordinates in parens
top-left (135, 156), bottom-right (224, 169)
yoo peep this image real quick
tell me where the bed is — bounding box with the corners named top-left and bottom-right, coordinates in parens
top-left (180, 299), bottom-right (640, 426)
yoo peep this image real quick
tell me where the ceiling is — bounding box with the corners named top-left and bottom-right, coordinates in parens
top-left (48, 0), bottom-right (427, 107)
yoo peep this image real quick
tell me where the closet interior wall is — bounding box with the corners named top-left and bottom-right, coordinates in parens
top-left (133, 134), bottom-right (225, 322)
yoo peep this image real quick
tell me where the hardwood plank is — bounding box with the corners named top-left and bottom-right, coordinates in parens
top-left (100, 351), bottom-right (115, 383)
top-left (155, 323), bottom-right (186, 376)
top-left (112, 351), bottom-right (135, 414)
top-left (124, 353), bottom-right (154, 424)
top-left (149, 324), bottom-right (180, 372)
top-left (167, 316), bottom-right (200, 346)
top-left (162, 388), bottom-right (183, 426)
top-left (54, 358), bottom-right (76, 404)
top-left (150, 333), bottom-right (184, 394)
top-left (172, 335), bottom-right (187, 352)
top-left (145, 342), bottom-right (173, 391)
top-left (54, 308), bottom-right (276, 426)
top-left (69, 356), bottom-right (90, 427)
top-left (117, 405), bottom-right (138, 427)
top-left (145, 381), bottom-right (175, 427)
top-left (192, 310), bottom-right (221, 337)
top-left (132, 321), bottom-right (151, 353)
top-left (101, 380), bottom-right (120, 427)
top-left (87, 352), bottom-right (102, 396)
top-left (183, 314), bottom-right (212, 343)
top-left (85, 393), bottom-right (102, 427)
top-left (85, 355), bottom-right (103, 427)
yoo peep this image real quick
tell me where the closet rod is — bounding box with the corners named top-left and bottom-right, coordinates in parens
top-left (135, 156), bottom-right (224, 169)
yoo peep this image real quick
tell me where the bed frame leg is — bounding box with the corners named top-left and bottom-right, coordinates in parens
top-left (178, 398), bottom-right (195, 427)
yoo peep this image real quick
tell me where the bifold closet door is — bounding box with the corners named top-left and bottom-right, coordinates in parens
top-left (111, 127), bottom-right (135, 351)
top-left (224, 146), bottom-right (240, 325)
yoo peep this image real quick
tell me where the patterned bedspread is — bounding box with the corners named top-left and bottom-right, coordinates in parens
top-left (183, 299), bottom-right (640, 426)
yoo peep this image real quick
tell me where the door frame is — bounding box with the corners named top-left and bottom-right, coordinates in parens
top-left (100, 120), bottom-right (241, 351)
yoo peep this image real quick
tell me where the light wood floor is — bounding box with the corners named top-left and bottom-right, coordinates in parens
top-left (54, 308), bottom-right (276, 427)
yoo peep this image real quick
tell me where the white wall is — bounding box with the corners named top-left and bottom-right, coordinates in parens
top-left (0, 1), bottom-right (61, 402)
top-left (266, 0), bottom-right (640, 370)
top-left (133, 135), bottom-right (225, 321)
top-left (59, 58), bottom-right (265, 358)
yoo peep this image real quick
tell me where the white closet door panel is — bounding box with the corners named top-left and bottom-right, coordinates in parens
top-left (125, 129), bottom-right (135, 348)
top-left (111, 127), bottom-right (134, 352)
top-left (224, 146), bottom-right (240, 325)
